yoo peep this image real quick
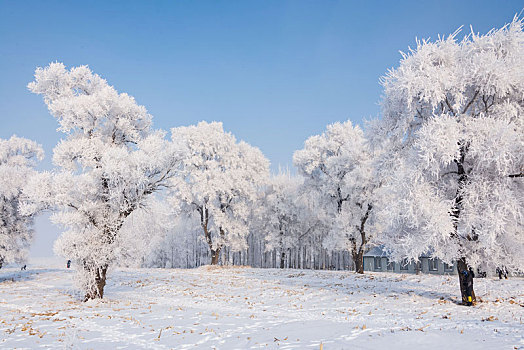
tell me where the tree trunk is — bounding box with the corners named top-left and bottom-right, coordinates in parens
top-left (353, 250), bottom-right (364, 274)
top-left (84, 264), bottom-right (108, 301)
top-left (210, 247), bottom-right (222, 265)
top-left (352, 203), bottom-right (372, 274)
top-left (280, 250), bottom-right (285, 269)
top-left (452, 146), bottom-right (476, 305)
top-left (200, 205), bottom-right (223, 266)
top-left (457, 258), bottom-right (476, 305)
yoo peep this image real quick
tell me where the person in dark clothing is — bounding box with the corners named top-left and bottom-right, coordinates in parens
top-left (462, 268), bottom-right (475, 306)
top-left (503, 267), bottom-right (508, 279)
top-left (497, 266), bottom-right (508, 279)
top-left (66, 260), bottom-right (71, 268)
top-left (21, 265), bottom-right (26, 271)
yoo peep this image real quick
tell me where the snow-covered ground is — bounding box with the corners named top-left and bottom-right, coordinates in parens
top-left (1, 259), bottom-right (522, 349)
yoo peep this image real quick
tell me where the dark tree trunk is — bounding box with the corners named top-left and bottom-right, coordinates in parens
top-left (353, 250), bottom-right (364, 274)
top-left (452, 145), bottom-right (476, 305)
top-left (199, 202), bottom-right (227, 266)
top-left (84, 264), bottom-right (108, 301)
top-left (199, 204), bottom-right (221, 265)
top-left (351, 203), bottom-right (372, 274)
top-left (278, 225), bottom-right (285, 269)
top-left (456, 258), bottom-right (476, 305)
top-left (210, 247), bottom-right (222, 265)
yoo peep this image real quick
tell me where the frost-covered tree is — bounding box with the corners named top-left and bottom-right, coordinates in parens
top-left (114, 198), bottom-right (176, 268)
top-left (146, 215), bottom-right (205, 268)
top-left (24, 63), bottom-right (181, 300)
top-left (372, 18), bottom-right (524, 303)
top-left (118, 199), bottom-right (207, 269)
top-left (0, 136), bottom-right (43, 268)
top-left (294, 120), bottom-right (378, 273)
top-left (255, 172), bottom-right (313, 268)
top-left (169, 121), bottom-right (269, 265)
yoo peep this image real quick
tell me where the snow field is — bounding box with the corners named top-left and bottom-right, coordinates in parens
top-left (0, 263), bottom-right (523, 349)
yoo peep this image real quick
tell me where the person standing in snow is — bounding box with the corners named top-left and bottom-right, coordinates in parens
top-left (497, 266), bottom-right (508, 279)
top-left (462, 268), bottom-right (475, 306)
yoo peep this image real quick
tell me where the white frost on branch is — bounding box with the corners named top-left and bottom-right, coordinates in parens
top-left (169, 121), bottom-right (269, 263)
top-left (115, 197), bottom-right (177, 268)
top-left (373, 18), bottom-right (524, 272)
top-left (0, 136), bottom-right (43, 266)
top-left (255, 171), bottom-right (322, 256)
top-left (294, 120), bottom-right (381, 271)
top-left (24, 63), bottom-right (183, 298)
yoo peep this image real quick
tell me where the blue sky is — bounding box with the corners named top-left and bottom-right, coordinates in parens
top-left (1, 0), bottom-right (522, 257)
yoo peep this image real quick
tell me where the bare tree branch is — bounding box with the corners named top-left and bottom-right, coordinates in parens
top-left (508, 173), bottom-right (523, 178)
top-left (462, 90), bottom-right (479, 114)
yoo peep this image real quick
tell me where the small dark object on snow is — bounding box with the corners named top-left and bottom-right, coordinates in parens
top-left (462, 268), bottom-right (475, 306)
top-left (66, 260), bottom-right (71, 269)
top-left (21, 265), bottom-right (26, 271)
top-left (476, 268), bottom-right (486, 278)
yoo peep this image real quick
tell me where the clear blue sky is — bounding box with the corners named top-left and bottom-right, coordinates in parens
top-left (1, 0), bottom-right (522, 257)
